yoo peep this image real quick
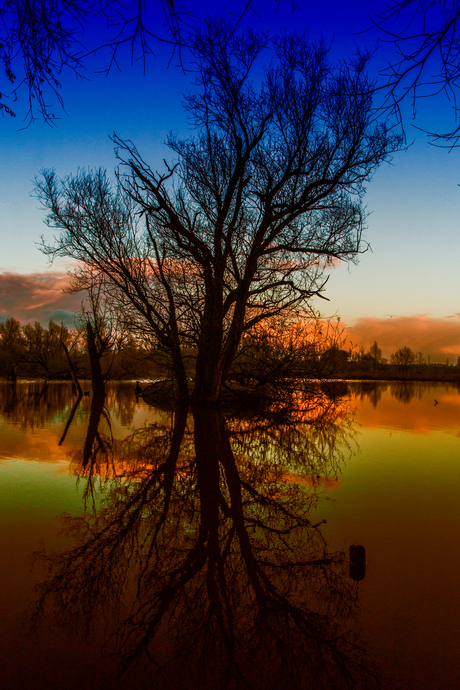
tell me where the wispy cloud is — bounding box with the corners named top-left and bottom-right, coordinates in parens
top-left (0, 271), bottom-right (83, 326)
top-left (2, 272), bottom-right (459, 361)
top-left (345, 315), bottom-right (460, 361)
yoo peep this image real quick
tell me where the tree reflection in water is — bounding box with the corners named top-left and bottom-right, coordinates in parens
top-left (32, 390), bottom-right (382, 690)
top-left (0, 380), bottom-right (77, 429)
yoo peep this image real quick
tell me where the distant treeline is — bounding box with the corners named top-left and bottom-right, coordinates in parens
top-left (0, 315), bottom-right (349, 385)
top-left (346, 342), bottom-right (460, 379)
top-left (349, 342), bottom-right (459, 368)
top-left (0, 317), bottom-right (162, 381)
top-left (1, 318), bottom-right (458, 384)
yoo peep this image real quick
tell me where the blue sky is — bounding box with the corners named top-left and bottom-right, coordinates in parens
top-left (1, 0), bottom-right (459, 358)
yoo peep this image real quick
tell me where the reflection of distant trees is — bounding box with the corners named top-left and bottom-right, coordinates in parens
top-left (0, 381), bottom-right (84, 430)
top-left (348, 380), bottom-right (437, 407)
top-left (347, 382), bottom-right (388, 409)
top-left (106, 382), bottom-right (142, 428)
top-left (0, 380), bottom-right (150, 441)
top-left (350, 380), bottom-right (430, 406)
top-left (390, 381), bottom-right (417, 405)
top-left (348, 380), bottom-right (460, 408)
top-left (32, 394), bottom-right (381, 690)
top-left (348, 381), bottom-right (421, 406)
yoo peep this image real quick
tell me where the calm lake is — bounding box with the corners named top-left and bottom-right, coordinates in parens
top-left (0, 379), bottom-right (459, 690)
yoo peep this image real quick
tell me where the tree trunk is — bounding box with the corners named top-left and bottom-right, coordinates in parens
top-left (192, 276), bottom-right (254, 404)
top-left (86, 322), bottom-right (105, 397)
top-left (193, 352), bottom-right (224, 405)
top-left (170, 343), bottom-right (190, 405)
top-left (192, 285), bottom-right (225, 405)
top-left (61, 341), bottom-right (82, 395)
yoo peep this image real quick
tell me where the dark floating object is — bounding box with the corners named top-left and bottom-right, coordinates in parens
top-left (434, 399), bottom-right (439, 406)
top-left (83, 391), bottom-right (90, 396)
top-left (349, 544), bottom-right (366, 582)
top-left (135, 381), bottom-right (143, 396)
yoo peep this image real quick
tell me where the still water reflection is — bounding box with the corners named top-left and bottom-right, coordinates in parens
top-left (1, 380), bottom-right (460, 689)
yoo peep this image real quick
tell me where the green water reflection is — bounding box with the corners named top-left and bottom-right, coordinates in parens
top-left (0, 380), bottom-right (459, 689)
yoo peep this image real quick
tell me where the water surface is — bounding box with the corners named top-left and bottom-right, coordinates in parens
top-left (0, 380), bottom-right (459, 689)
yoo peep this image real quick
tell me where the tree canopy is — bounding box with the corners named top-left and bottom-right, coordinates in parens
top-left (0, 0), bottom-right (188, 124)
top-left (373, 0), bottom-right (460, 145)
top-left (390, 345), bottom-right (416, 371)
top-left (38, 18), bottom-right (402, 404)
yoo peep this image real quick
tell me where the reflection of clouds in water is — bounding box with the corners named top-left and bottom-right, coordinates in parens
top-left (0, 429), bottom-right (69, 462)
top-left (0, 381), bottom-right (166, 463)
top-left (350, 381), bottom-right (460, 434)
top-left (282, 473), bottom-right (341, 491)
top-left (0, 381), bottom-right (90, 461)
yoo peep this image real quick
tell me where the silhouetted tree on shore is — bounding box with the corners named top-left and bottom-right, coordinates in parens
top-left (390, 345), bottom-right (416, 373)
top-left (0, 317), bottom-right (72, 378)
top-left (0, 315), bottom-right (158, 381)
top-left (37, 18), bottom-right (401, 405)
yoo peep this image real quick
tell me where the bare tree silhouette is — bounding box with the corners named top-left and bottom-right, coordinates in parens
top-left (0, 0), bottom-right (192, 124)
top-left (373, 0), bottom-right (460, 145)
top-left (38, 17), bottom-right (402, 404)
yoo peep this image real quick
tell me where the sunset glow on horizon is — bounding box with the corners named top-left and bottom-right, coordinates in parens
top-left (0, 267), bottom-right (459, 361)
top-left (1, 0), bottom-right (459, 356)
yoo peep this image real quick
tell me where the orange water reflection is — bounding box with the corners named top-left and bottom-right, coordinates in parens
top-left (281, 473), bottom-right (341, 491)
top-left (348, 380), bottom-right (460, 434)
top-left (0, 381), bottom-right (169, 464)
top-left (1, 379), bottom-right (460, 690)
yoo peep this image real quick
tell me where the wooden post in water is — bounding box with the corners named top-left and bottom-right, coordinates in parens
top-left (349, 544), bottom-right (366, 582)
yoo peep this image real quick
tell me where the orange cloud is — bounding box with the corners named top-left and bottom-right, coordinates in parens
top-left (0, 271), bottom-right (82, 325)
top-left (345, 315), bottom-right (460, 362)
